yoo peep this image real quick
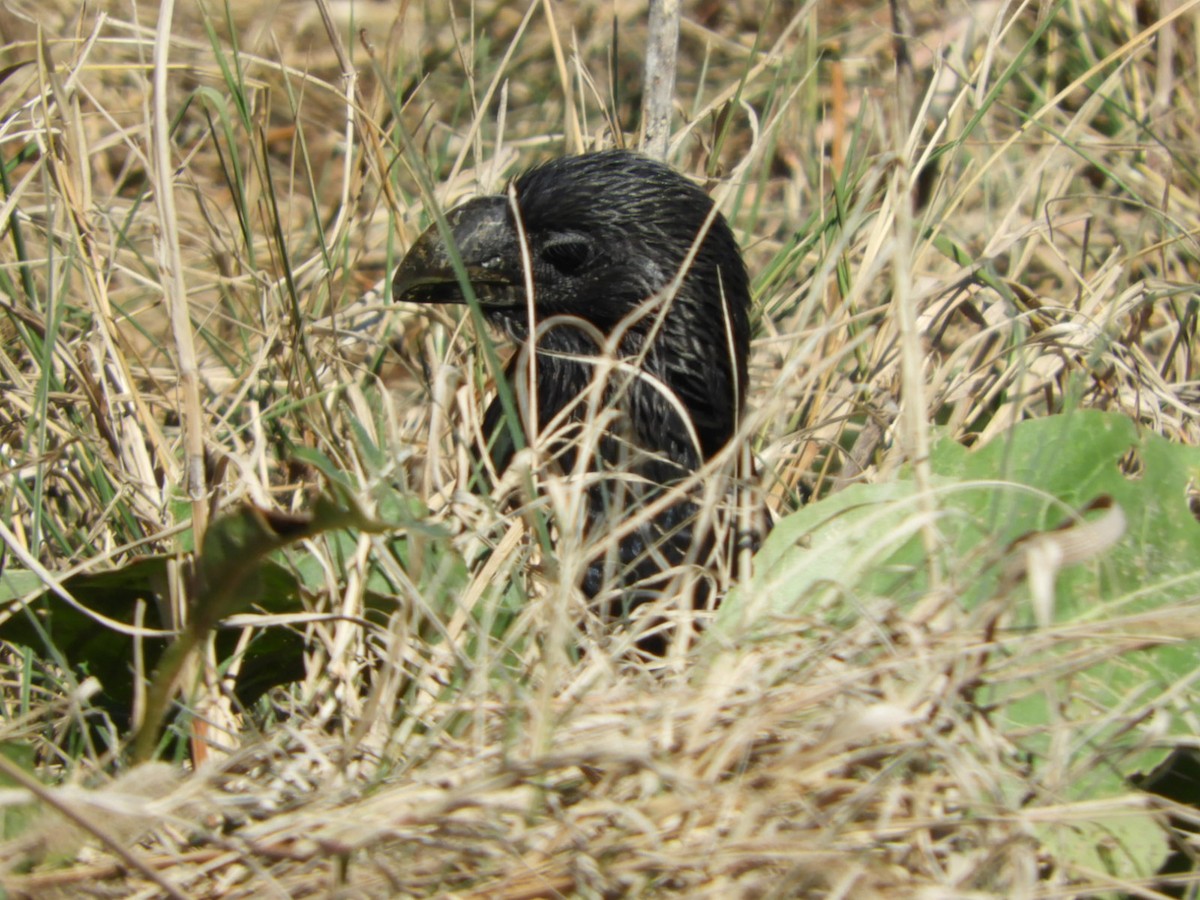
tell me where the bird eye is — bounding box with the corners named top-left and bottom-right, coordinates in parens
top-left (540, 235), bottom-right (593, 274)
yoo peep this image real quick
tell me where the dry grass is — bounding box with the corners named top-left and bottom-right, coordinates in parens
top-left (1, 0), bottom-right (1199, 896)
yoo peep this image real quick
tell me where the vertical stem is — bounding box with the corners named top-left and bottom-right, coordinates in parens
top-left (542, 0), bottom-right (583, 153)
top-left (890, 0), bottom-right (941, 595)
top-left (642, 0), bottom-right (680, 160)
top-left (152, 0), bottom-right (208, 547)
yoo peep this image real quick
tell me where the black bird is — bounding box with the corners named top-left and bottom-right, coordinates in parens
top-left (393, 150), bottom-right (754, 639)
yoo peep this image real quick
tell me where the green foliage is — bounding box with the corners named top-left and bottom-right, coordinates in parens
top-left (0, 481), bottom-right (460, 760)
top-left (743, 410), bottom-right (1200, 616)
top-left (724, 410), bottom-right (1200, 883)
top-left (0, 741), bottom-right (38, 843)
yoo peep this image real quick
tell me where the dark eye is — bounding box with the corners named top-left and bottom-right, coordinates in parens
top-left (541, 235), bottom-right (593, 274)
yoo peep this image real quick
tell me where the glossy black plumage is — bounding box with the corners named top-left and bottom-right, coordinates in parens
top-left (393, 150), bottom-right (753, 629)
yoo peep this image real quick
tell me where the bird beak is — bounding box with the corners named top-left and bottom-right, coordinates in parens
top-left (392, 196), bottom-right (523, 308)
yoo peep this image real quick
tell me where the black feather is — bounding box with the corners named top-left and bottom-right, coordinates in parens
top-left (393, 150), bottom-right (757, 638)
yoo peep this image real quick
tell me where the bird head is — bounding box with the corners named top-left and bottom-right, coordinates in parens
top-left (393, 150), bottom-right (750, 462)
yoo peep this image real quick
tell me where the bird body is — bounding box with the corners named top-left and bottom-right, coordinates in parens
top-left (394, 150), bottom-right (754, 629)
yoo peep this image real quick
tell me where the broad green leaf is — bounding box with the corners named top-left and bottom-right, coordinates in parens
top-left (724, 410), bottom-right (1200, 884)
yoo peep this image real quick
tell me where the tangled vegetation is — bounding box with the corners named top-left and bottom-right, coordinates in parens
top-left (1, 1), bottom-right (1199, 896)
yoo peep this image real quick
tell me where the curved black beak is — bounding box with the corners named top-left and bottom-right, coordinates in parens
top-left (392, 196), bottom-right (524, 308)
